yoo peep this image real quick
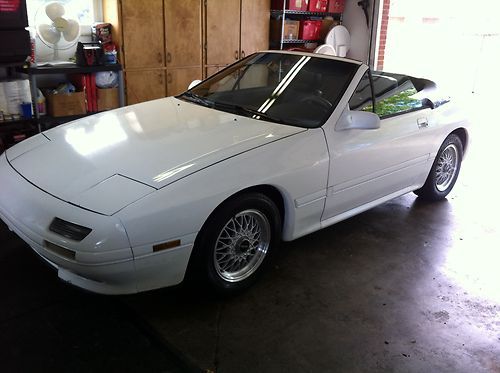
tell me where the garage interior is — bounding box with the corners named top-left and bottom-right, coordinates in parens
top-left (0, 0), bottom-right (499, 372)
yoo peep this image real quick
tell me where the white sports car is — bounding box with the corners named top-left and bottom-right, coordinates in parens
top-left (0, 51), bottom-right (469, 295)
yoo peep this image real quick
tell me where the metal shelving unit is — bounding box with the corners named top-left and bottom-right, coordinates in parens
top-left (271, 7), bottom-right (342, 50)
top-left (0, 118), bottom-right (36, 132)
top-left (281, 38), bottom-right (322, 44)
top-left (271, 10), bottom-right (341, 17)
top-left (16, 64), bottom-right (125, 132)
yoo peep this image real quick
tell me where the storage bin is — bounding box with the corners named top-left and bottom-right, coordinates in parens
top-left (271, 0), bottom-right (308, 11)
top-left (47, 91), bottom-right (86, 117)
top-left (308, 0), bottom-right (328, 12)
top-left (328, 0), bottom-right (345, 13)
top-left (300, 20), bottom-right (322, 40)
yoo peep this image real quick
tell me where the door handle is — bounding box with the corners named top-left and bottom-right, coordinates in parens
top-left (166, 52), bottom-right (172, 64)
top-left (157, 52), bottom-right (163, 64)
top-left (417, 118), bottom-right (428, 128)
top-left (167, 73), bottom-right (172, 84)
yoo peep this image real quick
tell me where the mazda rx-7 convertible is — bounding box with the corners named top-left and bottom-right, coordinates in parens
top-left (0, 51), bottom-right (469, 295)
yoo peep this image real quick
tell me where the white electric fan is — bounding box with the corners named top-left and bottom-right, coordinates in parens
top-left (35, 2), bottom-right (80, 60)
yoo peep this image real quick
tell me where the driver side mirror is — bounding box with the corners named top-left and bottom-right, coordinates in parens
top-left (336, 109), bottom-right (380, 131)
top-left (188, 79), bottom-right (202, 90)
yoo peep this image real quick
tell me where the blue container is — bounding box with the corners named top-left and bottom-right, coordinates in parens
top-left (21, 102), bottom-right (32, 118)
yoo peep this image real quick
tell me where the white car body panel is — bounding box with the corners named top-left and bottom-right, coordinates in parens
top-left (324, 106), bottom-right (436, 219)
top-left (7, 97), bottom-right (305, 215)
top-left (118, 129), bottom-right (329, 291)
top-left (0, 51), bottom-right (470, 294)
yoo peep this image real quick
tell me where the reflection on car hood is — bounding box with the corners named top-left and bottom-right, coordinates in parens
top-left (6, 97), bottom-right (305, 212)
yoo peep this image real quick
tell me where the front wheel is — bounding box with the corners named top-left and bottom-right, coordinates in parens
top-left (189, 193), bottom-right (281, 296)
top-left (414, 133), bottom-right (463, 201)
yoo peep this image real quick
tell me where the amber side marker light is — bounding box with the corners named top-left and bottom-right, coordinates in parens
top-left (44, 240), bottom-right (76, 260)
top-left (153, 239), bottom-right (181, 252)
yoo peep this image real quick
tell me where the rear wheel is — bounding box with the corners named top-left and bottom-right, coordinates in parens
top-left (189, 193), bottom-right (281, 296)
top-left (414, 134), bottom-right (463, 201)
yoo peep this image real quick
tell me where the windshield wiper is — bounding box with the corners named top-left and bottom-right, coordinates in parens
top-left (214, 102), bottom-right (287, 124)
top-left (179, 95), bottom-right (287, 124)
top-left (179, 92), bottom-right (214, 108)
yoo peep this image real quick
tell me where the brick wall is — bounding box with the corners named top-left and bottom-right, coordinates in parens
top-left (376, 0), bottom-right (391, 70)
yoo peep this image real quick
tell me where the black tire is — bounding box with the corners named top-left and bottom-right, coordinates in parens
top-left (414, 133), bottom-right (463, 201)
top-left (188, 193), bottom-right (281, 296)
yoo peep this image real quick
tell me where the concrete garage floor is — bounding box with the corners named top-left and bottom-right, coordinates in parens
top-left (124, 184), bottom-right (500, 372)
top-left (1, 99), bottom-right (499, 372)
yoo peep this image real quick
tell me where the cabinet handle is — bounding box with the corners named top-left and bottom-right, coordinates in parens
top-left (167, 73), bottom-right (172, 84)
top-left (159, 73), bottom-right (164, 85)
top-left (241, 50), bottom-right (245, 58)
top-left (158, 52), bottom-right (163, 64)
top-left (166, 52), bottom-right (172, 64)
top-left (235, 50), bottom-right (239, 60)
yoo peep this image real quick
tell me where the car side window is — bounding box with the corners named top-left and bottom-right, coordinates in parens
top-left (349, 71), bottom-right (427, 118)
top-left (370, 73), bottom-right (424, 117)
top-left (348, 71), bottom-right (374, 112)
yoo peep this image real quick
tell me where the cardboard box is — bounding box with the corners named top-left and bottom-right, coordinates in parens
top-left (271, 19), bottom-right (300, 41)
top-left (47, 91), bottom-right (86, 117)
top-left (320, 18), bottom-right (340, 40)
top-left (97, 87), bottom-right (119, 111)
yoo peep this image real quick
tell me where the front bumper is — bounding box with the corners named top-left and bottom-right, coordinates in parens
top-left (0, 152), bottom-right (193, 294)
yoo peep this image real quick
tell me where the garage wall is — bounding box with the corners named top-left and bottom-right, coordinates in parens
top-left (342, 0), bottom-right (379, 66)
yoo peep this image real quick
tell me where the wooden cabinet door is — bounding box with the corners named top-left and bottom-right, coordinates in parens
top-left (165, 0), bottom-right (202, 68)
top-left (167, 67), bottom-right (203, 96)
top-left (241, 0), bottom-right (270, 57)
top-left (121, 0), bottom-right (165, 69)
top-left (206, 0), bottom-right (240, 65)
top-left (206, 65), bottom-right (222, 77)
top-left (126, 70), bottom-right (166, 105)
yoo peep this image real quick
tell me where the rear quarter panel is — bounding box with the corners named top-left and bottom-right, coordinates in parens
top-left (413, 99), bottom-right (470, 184)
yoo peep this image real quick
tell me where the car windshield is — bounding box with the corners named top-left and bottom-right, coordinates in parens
top-left (179, 52), bottom-right (358, 128)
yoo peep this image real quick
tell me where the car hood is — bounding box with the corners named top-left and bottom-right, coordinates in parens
top-left (6, 97), bottom-right (305, 214)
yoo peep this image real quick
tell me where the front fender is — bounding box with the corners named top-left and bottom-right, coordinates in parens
top-left (117, 128), bottom-right (329, 247)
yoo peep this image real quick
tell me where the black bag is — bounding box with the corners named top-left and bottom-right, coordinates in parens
top-left (75, 42), bottom-right (105, 66)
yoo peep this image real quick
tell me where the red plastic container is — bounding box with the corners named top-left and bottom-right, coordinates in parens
top-left (271, 0), bottom-right (308, 11)
top-left (300, 20), bottom-right (322, 40)
top-left (328, 0), bottom-right (345, 13)
top-left (308, 0), bottom-right (328, 12)
top-left (289, 0), bottom-right (308, 10)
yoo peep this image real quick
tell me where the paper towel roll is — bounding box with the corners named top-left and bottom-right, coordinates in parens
top-left (1, 79), bottom-right (32, 116)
